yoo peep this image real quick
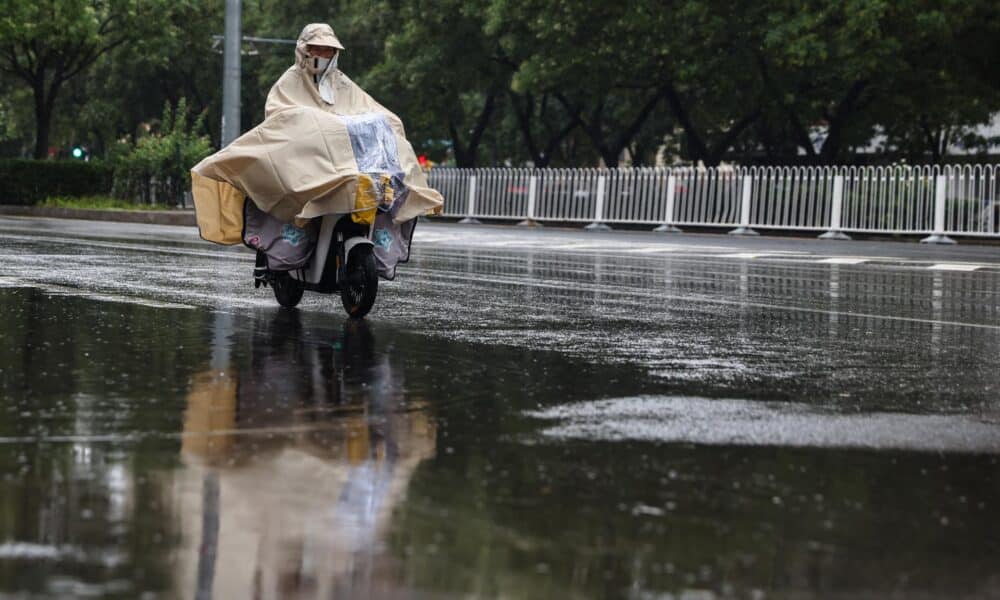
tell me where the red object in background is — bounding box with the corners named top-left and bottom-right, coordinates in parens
top-left (417, 154), bottom-right (428, 167)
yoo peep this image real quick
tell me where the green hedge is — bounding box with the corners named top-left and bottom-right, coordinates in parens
top-left (0, 160), bottom-right (113, 206)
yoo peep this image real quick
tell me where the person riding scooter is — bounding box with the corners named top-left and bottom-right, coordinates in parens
top-left (189, 23), bottom-right (443, 318)
top-left (248, 24), bottom-right (348, 288)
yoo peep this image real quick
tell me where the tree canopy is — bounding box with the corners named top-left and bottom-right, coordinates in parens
top-left (1, 0), bottom-right (997, 165)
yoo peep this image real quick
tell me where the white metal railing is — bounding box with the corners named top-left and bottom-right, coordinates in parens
top-left (426, 164), bottom-right (1000, 242)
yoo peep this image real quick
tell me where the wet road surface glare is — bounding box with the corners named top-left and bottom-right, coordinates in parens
top-left (1, 217), bottom-right (999, 599)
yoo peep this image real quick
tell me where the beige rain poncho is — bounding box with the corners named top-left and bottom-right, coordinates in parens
top-left (191, 23), bottom-right (442, 245)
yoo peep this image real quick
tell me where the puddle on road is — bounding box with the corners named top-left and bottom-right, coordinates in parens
top-left (527, 395), bottom-right (1000, 452)
top-left (1, 285), bottom-right (999, 598)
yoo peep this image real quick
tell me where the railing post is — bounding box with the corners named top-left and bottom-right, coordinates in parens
top-left (585, 175), bottom-right (612, 231)
top-left (517, 174), bottom-right (542, 227)
top-left (819, 174), bottom-right (850, 240)
top-left (458, 173), bottom-right (481, 224)
top-left (654, 174), bottom-right (682, 233)
top-left (921, 174), bottom-right (956, 244)
top-left (728, 174), bottom-right (759, 236)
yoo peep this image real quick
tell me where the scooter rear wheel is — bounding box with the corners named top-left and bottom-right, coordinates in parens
top-left (340, 247), bottom-right (378, 318)
top-left (272, 272), bottom-right (305, 308)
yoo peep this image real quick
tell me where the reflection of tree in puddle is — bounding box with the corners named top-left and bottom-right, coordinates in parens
top-left (174, 311), bottom-right (435, 599)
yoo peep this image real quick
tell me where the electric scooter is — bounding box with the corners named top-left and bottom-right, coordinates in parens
top-left (253, 213), bottom-right (379, 318)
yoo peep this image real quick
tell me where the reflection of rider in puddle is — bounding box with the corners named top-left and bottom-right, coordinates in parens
top-left (178, 311), bottom-right (435, 598)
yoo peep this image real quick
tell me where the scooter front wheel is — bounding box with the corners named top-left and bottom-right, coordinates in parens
top-left (340, 246), bottom-right (378, 318)
top-left (272, 272), bottom-right (305, 308)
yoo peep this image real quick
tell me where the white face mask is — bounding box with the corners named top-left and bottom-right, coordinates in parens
top-left (312, 55), bottom-right (332, 72)
top-left (317, 53), bottom-right (339, 104)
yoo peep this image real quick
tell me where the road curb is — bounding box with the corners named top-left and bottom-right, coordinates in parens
top-left (0, 205), bottom-right (196, 226)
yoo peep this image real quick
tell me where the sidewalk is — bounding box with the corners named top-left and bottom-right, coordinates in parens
top-left (2, 206), bottom-right (998, 264)
top-left (0, 205), bottom-right (196, 226)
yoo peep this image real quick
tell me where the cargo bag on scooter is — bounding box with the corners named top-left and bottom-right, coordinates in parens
top-left (242, 199), bottom-right (319, 271)
top-left (340, 113), bottom-right (418, 280)
top-left (371, 210), bottom-right (416, 280)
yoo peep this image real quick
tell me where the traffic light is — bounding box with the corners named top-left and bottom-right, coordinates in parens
top-left (71, 145), bottom-right (86, 160)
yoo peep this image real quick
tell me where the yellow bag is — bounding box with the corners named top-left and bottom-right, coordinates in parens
top-left (352, 173), bottom-right (394, 224)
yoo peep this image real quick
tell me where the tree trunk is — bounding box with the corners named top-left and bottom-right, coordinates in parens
top-left (592, 134), bottom-right (621, 168)
top-left (665, 82), bottom-right (759, 166)
top-left (557, 90), bottom-right (664, 168)
top-left (664, 83), bottom-right (708, 163)
top-left (754, 53), bottom-right (817, 162)
top-left (33, 85), bottom-right (52, 159)
top-left (510, 92), bottom-right (544, 166)
top-left (703, 109), bottom-right (761, 166)
top-left (819, 123), bottom-right (843, 164)
top-left (919, 116), bottom-right (949, 164)
top-left (757, 121), bottom-right (778, 162)
top-left (449, 119), bottom-right (471, 167)
top-left (818, 79), bottom-right (869, 164)
top-left (31, 75), bottom-right (63, 159)
top-left (449, 93), bottom-right (496, 167)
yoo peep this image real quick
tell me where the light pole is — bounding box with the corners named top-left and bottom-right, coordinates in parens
top-left (221, 0), bottom-right (242, 147)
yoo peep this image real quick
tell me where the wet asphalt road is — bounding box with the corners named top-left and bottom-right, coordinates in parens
top-left (1, 216), bottom-right (999, 599)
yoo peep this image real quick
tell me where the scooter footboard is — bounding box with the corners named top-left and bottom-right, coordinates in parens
top-left (296, 215), bottom-right (338, 285)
